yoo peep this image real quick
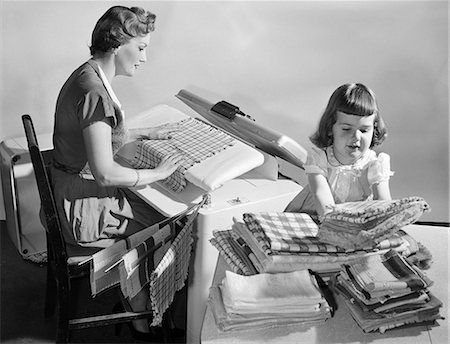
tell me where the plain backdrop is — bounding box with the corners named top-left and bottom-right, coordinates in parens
top-left (0, 0), bottom-right (448, 222)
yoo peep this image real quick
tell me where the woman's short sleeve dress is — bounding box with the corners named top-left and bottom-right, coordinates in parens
top-left (51, 60), bottom-right (163, 248)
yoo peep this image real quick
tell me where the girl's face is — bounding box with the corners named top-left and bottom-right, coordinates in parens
top-left (331, 111), bottom-right (375, 165)
top-left (115, 34), bottom-right (150, 77)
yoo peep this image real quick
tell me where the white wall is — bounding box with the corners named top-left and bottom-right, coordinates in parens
top-left (1, 0), bottom-right (448, 222)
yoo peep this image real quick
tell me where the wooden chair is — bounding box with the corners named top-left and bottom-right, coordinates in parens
top-left (21, 114), bottom-right (156, 343)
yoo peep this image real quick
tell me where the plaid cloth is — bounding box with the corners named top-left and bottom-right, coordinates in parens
top-left (90, 222), bottom-right (162, 296)
top-left (212, 222), bottom-right (421, 275)
top-left (130, 117), bottom-right (236, 192)
top-left (119, 224), bottom-right (173, 299)
top-left (242, 212), bottom-right (363, 255)
top-left (148, 212), bottom-right (197, 326)
top-left (319, 197), bottom-right (430, 250)
top-left (210, 230), bottom-right (258, 276)
top-left (347, 249), bottom-right (432, 294)
top-left (339, 290), bottom-right (443, 333)
top-left (90, 197), bottom-right (207, 326)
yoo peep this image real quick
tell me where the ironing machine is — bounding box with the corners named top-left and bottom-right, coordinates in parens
top-left (116, 89), bottom-right (307, 343)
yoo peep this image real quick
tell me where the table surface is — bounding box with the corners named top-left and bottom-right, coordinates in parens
top-left (201, 224), bottom-right (449, 344)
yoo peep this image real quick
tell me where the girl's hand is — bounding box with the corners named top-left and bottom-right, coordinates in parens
top-left (155, 153), bottom-right (184, 179)
top-left (145, 124), bottom-right (182, 140)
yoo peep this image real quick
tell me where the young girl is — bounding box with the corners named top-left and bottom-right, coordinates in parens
top-left (285, 83), bottom-right (393, 217)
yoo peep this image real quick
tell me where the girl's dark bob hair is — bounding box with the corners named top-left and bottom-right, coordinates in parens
top-left (310, 83), bottom-right (387, 148)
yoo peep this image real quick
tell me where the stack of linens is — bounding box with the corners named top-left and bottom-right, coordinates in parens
top-left (318, 197), bottom-right (430, 250)
top-left (334, 249), bottom-right (443, 333)
top-left (208, 269), bottom-right (332, 332)
top-left (210, 211), bottom-right (423, 275)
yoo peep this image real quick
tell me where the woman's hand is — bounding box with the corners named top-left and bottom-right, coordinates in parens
top-left (144, 123), bottom-right (182, 140)
top-left (154, 153), bottom-right (184, 179)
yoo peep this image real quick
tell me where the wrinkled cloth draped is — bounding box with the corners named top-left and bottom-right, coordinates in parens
top-left (90, 198), bottom-right (205, 325)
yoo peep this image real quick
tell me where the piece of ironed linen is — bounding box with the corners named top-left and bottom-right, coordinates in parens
top-left (221, 270), bottom-right (325, 313)
top-left (208, 285), bottom-right (331, 332)
top-left (344, 249), bottom-right (432, 295)
top-left (227, 222), bottom-right (419, 274)
top-left (334, 274), bottom-right (430, 313)
top-left (90, 222), bottom-right (162, 296)
top-left (242, 212), bottom-right (345, 254)
top-left (118, 224), bottom-right (173, 299)
top-left (210, 230), bottom-right (258, 276)
top-left (340, 291), bottom-right (443, 333)
top-left (318, 197), bottom-right (430, 250)
top-left (130, 117), bottom-right (236, 192)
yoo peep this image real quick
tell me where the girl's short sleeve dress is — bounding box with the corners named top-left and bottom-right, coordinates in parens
top-left (285, 145), bottom-right (393, 215)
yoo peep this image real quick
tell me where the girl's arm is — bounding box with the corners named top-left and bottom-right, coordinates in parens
top-left (372, 180), bottom-right (392, 200)
top-left (368, 152), bottom-right (393, 201)
top-left (83, 121), bottom-right (182, 187)
top-left (308, 173), bottom-right (335, 216)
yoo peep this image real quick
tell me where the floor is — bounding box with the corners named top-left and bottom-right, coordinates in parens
top-left (0, 220), bottom-right (184, 343)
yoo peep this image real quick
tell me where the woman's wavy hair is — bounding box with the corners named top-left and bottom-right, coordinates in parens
top-left (310, 83), bottom-right (387, 148)
top-left (90, 6), bottom-right (156, 56)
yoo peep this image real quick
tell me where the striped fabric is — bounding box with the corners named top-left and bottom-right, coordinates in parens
top-left (210, 230), bottom-right (257, 276)
top-left (90, 197), bottom-right (207, 325)
top-left (119, 224), bottom-right (173, 299)
top-left (130, 117), bottom-right (236, 192)
top-left (242, 212), bottom-right (355, 254)
top-left (335, 249), bottom-right (443, 333)
top-left (319, 197), bottom-right (430, 250)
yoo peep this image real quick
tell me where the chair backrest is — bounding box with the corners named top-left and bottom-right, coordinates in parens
top-left (21, 115), bottom-right (69, 270)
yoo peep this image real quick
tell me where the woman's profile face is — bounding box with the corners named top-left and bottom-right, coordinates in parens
top-left (114, 33), bottom-right (150, 77)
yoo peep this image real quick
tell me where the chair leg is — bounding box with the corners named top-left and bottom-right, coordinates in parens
top-left (55, 283), bottom-right (71, 343)
top-left (44, 264), bottom-right (56, 318)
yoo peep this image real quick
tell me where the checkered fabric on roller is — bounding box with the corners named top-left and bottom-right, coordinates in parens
top-left (318, 197), bottom-right (430, 250)
top-left (242, 212), bottom-right (355, 254)
top-left (130, 117), bottom-right (236, 192)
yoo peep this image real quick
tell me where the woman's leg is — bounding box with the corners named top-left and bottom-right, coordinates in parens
top-left (128, 288), bottom-right (151, 332)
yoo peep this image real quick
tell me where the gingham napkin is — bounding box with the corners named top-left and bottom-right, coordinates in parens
top-left (242, 212), bottom-right (352, 254)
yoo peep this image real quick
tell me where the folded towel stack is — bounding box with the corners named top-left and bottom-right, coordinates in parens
top-left (334, 249), bottom-right (444, 333)
top-left (208, 269), bottom-right (332, 332)
top-left (210, 211), bottom-right (424, 275)
top-left (318, 197), bottom-right (430, 250)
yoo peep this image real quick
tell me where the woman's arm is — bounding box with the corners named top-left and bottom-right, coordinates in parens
top-left (308, 173), bottom-right (335, 216)
top-left (83, 121), bottom-right (182, 187)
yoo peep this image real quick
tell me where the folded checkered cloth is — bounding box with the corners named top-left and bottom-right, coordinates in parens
top-left (130, 117), bottom-right (236, 192)
top-left (210, 230), bottom-right (259, 276)
top-left (242, 212), bottom-right (360, 255)
top-left (318, 197), bottom-right (430, 250)
top-left (345, 249), bottom-right (432, 295)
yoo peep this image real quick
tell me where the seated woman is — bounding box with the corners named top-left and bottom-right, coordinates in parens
top-left (51, 5), bottom-right (183, 340)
